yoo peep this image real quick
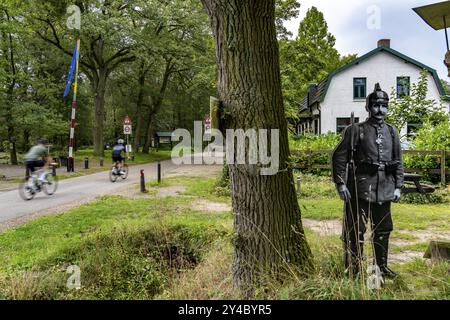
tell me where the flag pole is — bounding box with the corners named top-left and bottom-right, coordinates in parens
top-left (67, 37), bottom-right (80, 172)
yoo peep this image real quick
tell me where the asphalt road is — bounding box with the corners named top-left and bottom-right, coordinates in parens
top-left (0, 158), bottom-right (181, 225)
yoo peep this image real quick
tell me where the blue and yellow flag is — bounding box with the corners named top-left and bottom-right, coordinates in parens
top-left (63, 41), bottom-right (78, 97)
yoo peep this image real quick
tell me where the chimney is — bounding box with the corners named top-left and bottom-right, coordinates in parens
top-left (377, 39), bottom-right (391, 48)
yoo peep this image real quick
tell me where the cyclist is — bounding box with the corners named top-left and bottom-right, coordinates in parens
top-left (112, 139), bottom-right (127, 175)
top-left (24, 138), bottom-right (52, 183)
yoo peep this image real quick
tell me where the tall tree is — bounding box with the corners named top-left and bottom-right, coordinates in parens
top-left (386, 69), bottom-right (447, 139)
top-left (200, 0), bottom-right (312, 297)
top-left (30, 0), bottom-right (137, 156)
top-left (275, 0), bottom-right (301, 39)
top-left (0, 8), bottom-right (18, 164)
top-left (279, 6), bottom-right (356, 117)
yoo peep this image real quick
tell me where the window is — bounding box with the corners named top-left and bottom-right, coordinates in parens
top-left (353, 78), bottom-right (366, 99)
top-left (336, 117), bottom-right (359, 134)
top-left (397, 77), bottom-right (410, 98)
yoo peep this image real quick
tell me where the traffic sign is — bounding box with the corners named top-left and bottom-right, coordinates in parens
top-left (123, 125), bottom-right (132, 135)
top-left (204, 114), bottom-right (211, 132)
top-left (123, 115), bottom-right (132, 125)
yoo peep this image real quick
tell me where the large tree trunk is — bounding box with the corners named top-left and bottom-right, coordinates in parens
top-left (4, 19), bottom-right (18, 165)
top-left (92, 69), bottom-right (107, 157)
top-left (134, 62), bottom-right (147, 153)
top-left (142, 59), bottom-right (173, 154)
top-left (142, 113), bottom-right (157, 154)
top-left (201, 0), bottom-right (312, 297)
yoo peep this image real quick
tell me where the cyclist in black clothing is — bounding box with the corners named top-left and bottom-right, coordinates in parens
top-left (112, 139), bottom-right (127, 175)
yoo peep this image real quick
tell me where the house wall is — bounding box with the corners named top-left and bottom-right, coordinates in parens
top-left (320, 51), bottom-right (447, 136)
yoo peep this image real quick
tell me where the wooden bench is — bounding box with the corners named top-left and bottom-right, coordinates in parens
top-left (402, 173), bottom-right (436, 194)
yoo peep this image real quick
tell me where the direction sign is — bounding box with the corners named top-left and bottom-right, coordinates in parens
top-left (123, 124), bottom-right (132, 135)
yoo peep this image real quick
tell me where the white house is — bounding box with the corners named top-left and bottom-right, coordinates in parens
top-left (296, 39), bottom-right (449, 137)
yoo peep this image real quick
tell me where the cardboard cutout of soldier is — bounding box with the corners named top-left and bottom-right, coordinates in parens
top-left (332, 83), bottom-right (404, 279)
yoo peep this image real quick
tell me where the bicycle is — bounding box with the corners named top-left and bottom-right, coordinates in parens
top-left (19, 163), bottom-right (58, 201)
top-left (109, 160), bottom-right (129, 182)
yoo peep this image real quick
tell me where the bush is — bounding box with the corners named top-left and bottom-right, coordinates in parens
top-left (289, 133), bottom-right (341, 175)
top-left (214, 163), bottom-right (231, 197)
top-left (400, 190), bottom-right (448, 204)
top-left (403, 119), bottom-right (450, 183)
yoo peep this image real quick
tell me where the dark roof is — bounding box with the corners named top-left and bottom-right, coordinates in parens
top-left (298, 79), bottom-right (327, 113)
top-left (156, 131), bottom-right (173, 137)
top-left (298, 45), bottom-right (449, 113)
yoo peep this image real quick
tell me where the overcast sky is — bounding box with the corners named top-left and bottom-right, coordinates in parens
top-left (284, 0), bottom-right (449, 80)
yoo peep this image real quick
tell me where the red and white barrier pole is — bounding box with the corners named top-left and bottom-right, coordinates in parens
top-left (67, 38), bottom-right (80, 172)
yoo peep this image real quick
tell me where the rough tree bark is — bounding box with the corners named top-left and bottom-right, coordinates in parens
top-left (142, 58), bottom-right (174, 154)
top-left (200, 0), bottom-right (312, 296)
top-left (3, 10), bottom-right (18, 165)
top-left (133, 61), bottom-right (148, 153)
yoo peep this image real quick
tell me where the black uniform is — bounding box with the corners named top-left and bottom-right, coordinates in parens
top-left (332, 89), bottom-right (404, 277)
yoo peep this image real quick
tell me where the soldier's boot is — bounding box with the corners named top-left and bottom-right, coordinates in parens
top-left (374, 232), bottom-right (398, 279)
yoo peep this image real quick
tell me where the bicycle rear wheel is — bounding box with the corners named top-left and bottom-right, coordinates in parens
top-left (43, 173), bottom-right (58, 195)
top-left (121, 164), bottom-right (129, 180)
top-left (109, 166), bottom-right (118, 182)
top-left (19, 177), bottom-right (36, 201)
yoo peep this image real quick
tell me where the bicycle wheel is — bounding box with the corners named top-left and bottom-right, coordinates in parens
top-left (121, 164), bottom-right (129, 180)
top-left (109, 166), bottom-right (118, 182)
top-left (18, 177), bottom-right (36, 201)
top-left (43, 173), bottom-right (58, 195)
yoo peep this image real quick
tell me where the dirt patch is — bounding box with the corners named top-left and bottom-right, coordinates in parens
top-left (155, 186), bottom-right (186, 198)
top-left (390, 251), bottom-right (423, 264)
top-left (166, 165), bottom-right (222, 178)
top-left (119, 184), bottom-right (186, 199)
top-left (301, 218), bottom-right (448, 264)
top-left (303, 219), bottom-right (341, 236)
top-left (191, 199), bottom-right (231, 213)
top-left (397, 229), bottom-right (450, 244)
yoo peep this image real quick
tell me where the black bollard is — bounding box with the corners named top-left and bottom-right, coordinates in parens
top-left (140, 169), bottom-right (148, 193)
top-left (67, 157), bottom-right (74, 172)
top-left (52, 165), bottom-right (56, 177)
top-left (100, 157), bottom-right (104, 167)
top-left (84, 157), bottom-right (89, 169)
top-left (157, 162), bottom-right (161, 184)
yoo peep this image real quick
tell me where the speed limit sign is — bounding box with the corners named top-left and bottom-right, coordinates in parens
top-left (123, 124), bottom-right (132, 135)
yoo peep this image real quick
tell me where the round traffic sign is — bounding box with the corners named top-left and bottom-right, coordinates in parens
top-left (123, 115), bottom-right (132, 125)
top-left (123, 125), bottom-right (132, 135)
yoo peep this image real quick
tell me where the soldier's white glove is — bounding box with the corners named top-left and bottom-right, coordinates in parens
top-left (337, 184), bottom-right (351, 202)
top-left (393, 188), bottom-right (401, 202)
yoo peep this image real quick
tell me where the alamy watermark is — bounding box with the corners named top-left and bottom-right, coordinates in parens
top-left (66, 265), bottom-right (81, 290)
top-left (171, 121), bottom-right (280, 176)
top-left (366, 4), bottom-right (382, 30)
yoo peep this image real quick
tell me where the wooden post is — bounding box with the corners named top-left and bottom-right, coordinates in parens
top-left (441, 150), bottom-right (446, 186)
top-left (307, 149), bottom-right (312, 171)
top-left (210, 96), bottom-right (220, 130)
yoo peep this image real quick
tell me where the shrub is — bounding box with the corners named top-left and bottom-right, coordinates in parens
top-left (403, 119), bottom-right (450, 183)
top-left (400, 190), bottom-right (448, 204)
top-left (289, 133), bottom-right (341, 175)
top-left (214, 163), bottom-right (231, 197)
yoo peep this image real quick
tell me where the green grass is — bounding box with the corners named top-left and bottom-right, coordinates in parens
top-left (299, 198), bottom-right (450, 230)
top-left (147, 176), bottom-right (232, 203)
top-left (0, 174), bottom-right (448, 300)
